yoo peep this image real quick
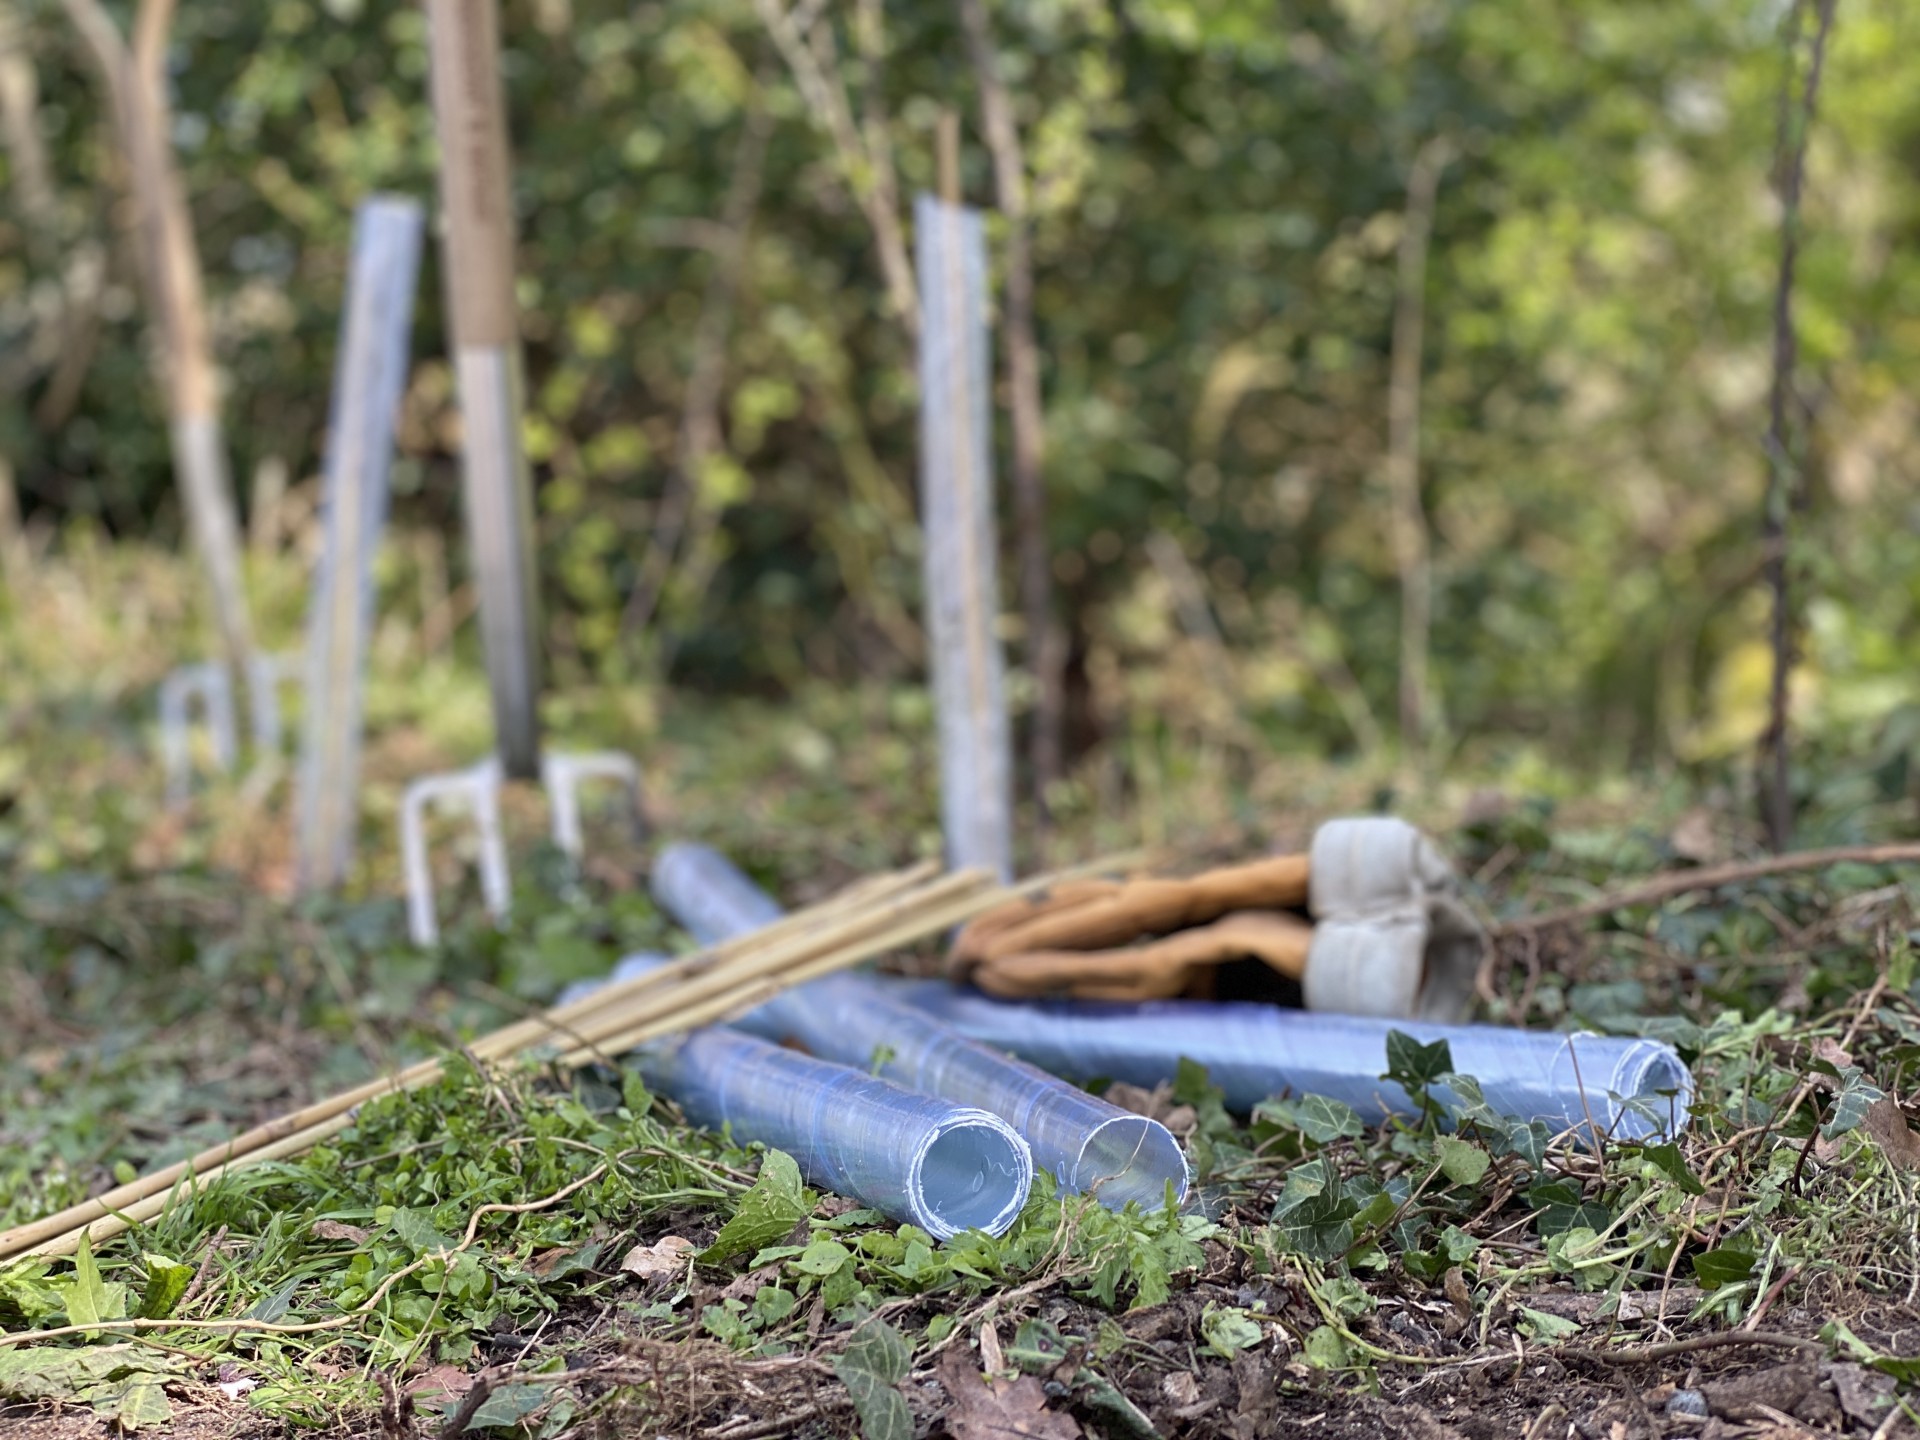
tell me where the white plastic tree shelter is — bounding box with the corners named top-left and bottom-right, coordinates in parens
top-left (425, 0), bottom-right (543, 779)
top-left (294, 196), bottom-right (425, 892)
top-left (915, 193), bottom-right (1014, 883)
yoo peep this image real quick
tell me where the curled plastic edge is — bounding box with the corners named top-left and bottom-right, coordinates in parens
top-left (649, 844), bottom-right (1192, 1210)
top-left (905, 1108), bottom-right (1035, 1239)
top-left (634, 1024), bottom-right (1033, 1241)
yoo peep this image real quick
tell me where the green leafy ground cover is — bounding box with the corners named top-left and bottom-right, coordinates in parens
top-left (4, 547), bottom-right (1920, 1439)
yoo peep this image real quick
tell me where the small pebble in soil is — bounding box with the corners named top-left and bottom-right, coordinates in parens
top-left (1665, 1389), bottom-right (1709, 1419)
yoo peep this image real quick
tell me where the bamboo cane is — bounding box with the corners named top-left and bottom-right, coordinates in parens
top-left (7, 851), bottom-right (1143, 1263)
top-left (3, 863), bottom-right (979, 1261)
top-left (559, 883), bottom-right (1011, 1064)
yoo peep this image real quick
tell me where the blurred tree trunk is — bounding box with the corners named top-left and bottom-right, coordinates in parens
top-left (623, 96), bottom-right (772, 668)
top-left (58, 0), bottom-right (253, 672)
top-left (754, 0), bottom-right (919, 342)
top-left (957, 0), bottom-right (1064, 817)
top-left (0, 4), bottom-right (54, 235)
top-left (1760, 0), bottom-right (1838, 853)
top-left (1385, 137), bottom-right (1450, 772)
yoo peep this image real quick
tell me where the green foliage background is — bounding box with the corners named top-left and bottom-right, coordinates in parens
top-left (6, 0), bottom-right (1920, 771)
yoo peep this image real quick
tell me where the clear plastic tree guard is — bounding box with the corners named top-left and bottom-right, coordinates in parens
top-left (649, 844), bottom-right (1192, 1210)
top-left (632, 1023), bottom-right (1032, 1241)
top-left (893, 983), bottom-right (1694, 1144)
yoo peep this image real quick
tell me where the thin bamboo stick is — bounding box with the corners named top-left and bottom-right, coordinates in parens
top-left (29, 1112), bottom-right (358, 1260)
top-left (6, 864), bottom-right (981, 1261)
top-left (530, 870), bottom-right (992, 1057)
top-left (10, 851), bottom-right (1140, 1263)
top-left (557, 853), bottom-right (1146, 1065)
top-left (559, 884), bottom-right (1013, 1063)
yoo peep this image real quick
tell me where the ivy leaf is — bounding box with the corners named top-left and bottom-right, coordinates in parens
top-left (1292, 1095), bottom-right (1364, 1144)
top-left (1272, 1195), bottom-right (1357, 1262)
top-left (1639, 1143), bottom-right (1706, 1195)
top-left (467, 1381), bottom-right (554, 1430)
top-left (1385, 1032), bottom-right (1454, 1091)
top-left (1529, 1180), bottom-right (1610, 1238)
top-left (1823, 1069), bottom-right (1888, 1141)
top-left (701, 1150), bottom-right (807, 1264)
top-left (387, 1208), bottom-right (455, 1258)
top-left (1437, 1073), bottom-right (1505, 1130)
top-left (1435, 1137), bottom-right (1491, 1188)
top-left (1502, 1120), bottom-right (1551, 1170)
top-left (833, 1316), bottom-right (913, 1440)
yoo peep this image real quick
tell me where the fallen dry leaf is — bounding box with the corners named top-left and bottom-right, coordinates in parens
top-left (1811, 1037), bottom-right (1855, 1070)
top-left (1442, 1266), bottom-right (1474, 1324)
top-left (937, 1346), bottom-right (1081, 1440)
top-left (1829, 1363), bottom-right (1897, 1426)
top-left (1862, 1097), bottom-right (1920, 1167)
top-left (528, 1245), bottom-right (581, 1277)
top-left (621, 1235), bottom-right (695, 1280)
top-left (1161, 1371), bottom-right (1201, 1407)
top-left (720, 1263), bottom-right (781, 1302)
top-left (405, 1365), bottom-right (472, 1405)
top-left (310, 1219), bottom-right (371, 1245)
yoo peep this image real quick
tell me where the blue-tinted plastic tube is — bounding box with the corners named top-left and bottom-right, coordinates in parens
top-left (893, 983), bottom-right (1694, 1144)
top-left (632, 1024), bottom-right (1032, 1240)
top-left (650, 845), bottom-right (1191, 1209)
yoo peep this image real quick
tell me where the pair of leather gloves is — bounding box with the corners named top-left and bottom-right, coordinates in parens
top-left (947, 817), bottom-right (1485, 1023)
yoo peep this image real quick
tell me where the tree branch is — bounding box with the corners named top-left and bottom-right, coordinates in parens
top-left (1500, 841), bottom-right (1920, 935)
top-left (1759, 0), bottom-right (1838, 853)
top-left (130, 0), bottom-right (175, 87)
top-left (958, 0), bottom-right (1064, 812)
top-left (754, 0), bottom-right (919, 340)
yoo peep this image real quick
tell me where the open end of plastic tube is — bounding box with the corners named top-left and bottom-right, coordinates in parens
top-left (1074, 1114), bottom-right (1192, 1210)
top-left (908, 1113), bottom-right (1034, 1240)
top-left (1607, 1043), bottom-right (1695, 1142)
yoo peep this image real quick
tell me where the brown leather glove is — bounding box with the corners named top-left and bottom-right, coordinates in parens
top-left (948, 854), bottom-right (1314, 1002)
top-left (949, 820), bottom-right (1486, 1021)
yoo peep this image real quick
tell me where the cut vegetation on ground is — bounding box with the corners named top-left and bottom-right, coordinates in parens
top-left (3, 550), bottom-right (1920, 1439)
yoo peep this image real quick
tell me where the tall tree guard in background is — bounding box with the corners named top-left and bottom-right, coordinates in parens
top-left (1385, 137), bottom-right (1450, 771)
top-left (957, 0), bottom-right (1062, 815)
top-left (426, 0), bottom-right (543, 779)
top-left (58, 0), bottom-right (253, 673)
top-left (295, 198), bottom-right (424, 893)
top-left (916, 180), bottom-right (1015, 883)
top-left (1760, 0), bottom-right (1838, 853)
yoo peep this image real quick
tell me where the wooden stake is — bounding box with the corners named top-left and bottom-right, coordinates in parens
top-left (937, 108), bottom-right (961, 206)
top-left (425, 0), bottom-right (543, 778)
